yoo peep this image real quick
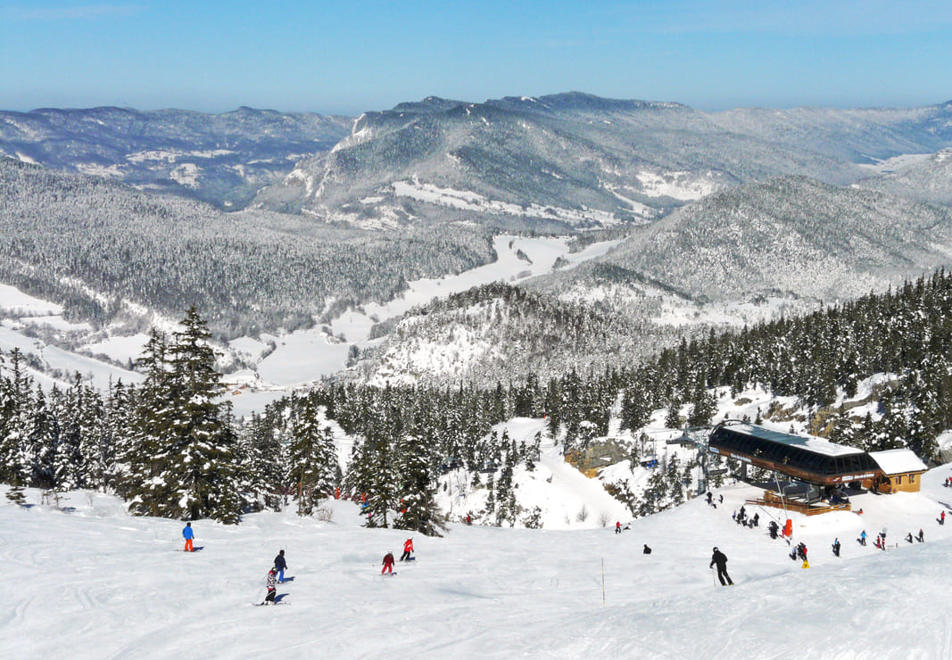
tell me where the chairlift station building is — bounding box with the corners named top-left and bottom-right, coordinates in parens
top-left (708, 422), bottom-right (927, 496)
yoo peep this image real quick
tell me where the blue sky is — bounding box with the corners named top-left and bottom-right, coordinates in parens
top-left (1, 0), bottom-right (951, 114)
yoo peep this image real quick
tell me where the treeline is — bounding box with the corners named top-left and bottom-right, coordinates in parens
top-left (6, 269), bottom-right (952, 527)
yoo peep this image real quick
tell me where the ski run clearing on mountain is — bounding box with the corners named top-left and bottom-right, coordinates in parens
top-left (3, 463), bottom-right (952, 659)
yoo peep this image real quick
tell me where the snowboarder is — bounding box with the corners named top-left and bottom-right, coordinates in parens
top-left (917, 529), bottom-right (925, 542)
top-left (262, 567), bottom-right (277, 605)
top-left (615, 521), bottom-right (622, 534)
top-left (382, 551), bottom-right (395, 575)
top-left (832, 538), bottom-right (841, 557)
top-left (905, 533), bottom-right (913, 544)
top-left (643, 544), bottom-right (652, 555)
top-left (710, 547), bottom-right (733, 586)
top-left (182, 522), bottom-right (194, 552)
top-left (768, 520), bottom-right (779, 539)
top-left (400, 538), bottom-right (414, 561)
top-left (858, 530), bottom-right (867, 546)
top-left (274, 549), bottom-right (287, 583)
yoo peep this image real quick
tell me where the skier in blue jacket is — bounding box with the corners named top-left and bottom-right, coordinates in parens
top-left (274, 550), bottom-right (288, 583)
top-left (183, 522), bottom-right (194, 552)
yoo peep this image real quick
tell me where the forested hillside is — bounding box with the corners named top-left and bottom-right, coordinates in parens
top-left (0, 159), bottom-right (493, 336)
top-left (5, 270), bottom-right (952, 527)
top-left (353, 282), bottom-right (684, 386)
top-left (601, 175), bottom-right (952, 301)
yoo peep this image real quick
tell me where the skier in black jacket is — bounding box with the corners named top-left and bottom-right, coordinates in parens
top-left (710, 547), bottom-right (733, 586)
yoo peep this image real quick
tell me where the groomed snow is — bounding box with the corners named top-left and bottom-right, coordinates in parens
top-left (3, 464), bottom-right (952, 658)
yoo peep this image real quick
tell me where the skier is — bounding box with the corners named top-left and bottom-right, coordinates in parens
top-left (905, 532), bottom-right (913, 544)
top-left (710, 547), bottom-right (733, 586)
top-left (400, 538), bottom-right (414, 561)
top-left (858, 530), bottom-right (867, 546)
top-left (615, 521), bottom-right (622, 534)
top-left (940, 511), bottom-right (946, 525)
top-left (182, 522), bottom-right (194, 552)
top-left (382, 551), bottom-right (395, 575)
top-left (274, 549), bottom-right (287, 583)
top-left (262, 567), bottom-right (277, 605)
top-left (832, 538), bottom-right (841, 557)
top-left (706, 492), bottom-right (713, 506)
top-left (643, 544), bottom-right (652, 555)
top-left (751, 513), bottom-right (759, 528)
top-left (768, 520), bottom-right (779, 539)
top-left (917, 529), bottom-right (925, 542)
top-left (718, 494), bottom-right (724, 504)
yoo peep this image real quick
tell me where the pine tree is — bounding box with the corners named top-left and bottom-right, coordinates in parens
top-left (394, 433), bottom-right (445, 536)
top-left (127, 310), bottom-right (241, 523)
top-left (288, 399), bottom-right (339, 516)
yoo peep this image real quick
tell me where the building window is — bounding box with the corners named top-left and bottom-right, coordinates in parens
top-left (910, 474), bottom-right (916, 483)
top-left (896, 476), bottom-right (903, 485)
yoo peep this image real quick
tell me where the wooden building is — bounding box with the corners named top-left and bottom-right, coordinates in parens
top-left (867, 449), bottom-right (928, 493)
top-left (708, 422), bottom-right (880, 487)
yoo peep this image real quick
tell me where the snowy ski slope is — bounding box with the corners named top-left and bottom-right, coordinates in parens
top-left (3, 465), bottom-right (951, 659)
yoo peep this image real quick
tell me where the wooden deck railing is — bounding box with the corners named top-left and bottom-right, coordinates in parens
top-left (746, 490), bottom-right (851, 516)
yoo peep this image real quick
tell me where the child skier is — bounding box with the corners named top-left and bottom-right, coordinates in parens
top-left (182, 522), bottom-right (194, 552)
top-left (262, 567), bottom-right (277, 605)
top-left (400, 538), bottom-right (414, 561)
top-left (382, 551), bottom-right (395, 574)
top-left (274, 549), bottom-right (288, 582)
top-left (832, 538), bottom-right (841, 557)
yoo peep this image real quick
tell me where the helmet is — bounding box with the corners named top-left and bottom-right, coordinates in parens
top-left (712, 546), bottom-right (718, 552)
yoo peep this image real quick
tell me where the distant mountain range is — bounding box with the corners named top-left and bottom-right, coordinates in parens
top-left (255, 93), bottom-right (952, 232)
top-left (6, 93), bottom-right (952, 388)
top-left (0, 106), bottom-right (351, 209)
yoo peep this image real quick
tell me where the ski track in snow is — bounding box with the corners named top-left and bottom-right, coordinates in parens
top-left (3, 466), bottom-right (952, 658)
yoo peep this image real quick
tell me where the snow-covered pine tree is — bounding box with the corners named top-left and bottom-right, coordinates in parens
top-left (394, 433), bottom-right (445, 536)
top-left (288, 398), bottom-right (339, 516)
top-left (1, 349), bottom-right (32, 504)
top-left (164, 307), bottom-right (241, 523)
top-left (126, 329), bottom-right (175, 517)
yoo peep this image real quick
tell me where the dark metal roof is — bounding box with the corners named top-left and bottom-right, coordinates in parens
top-left (709, 422), bottom-right (880, 481)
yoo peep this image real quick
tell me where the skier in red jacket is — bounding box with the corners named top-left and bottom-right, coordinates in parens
top-left (400, 538), bottom-right (414, 561)
top-left (382, 551), bottom-right (395, 574)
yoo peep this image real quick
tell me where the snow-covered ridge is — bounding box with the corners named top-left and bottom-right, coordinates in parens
top-left (391, 179), bottom-right (623, 227)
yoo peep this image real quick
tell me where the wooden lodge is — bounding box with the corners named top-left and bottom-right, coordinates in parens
top-left (866, 449), bottom-right (928, 493)
top-left (706, 421), bottom-right (929, 515)
top-left (708, 422), bottom-right (880, 487)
